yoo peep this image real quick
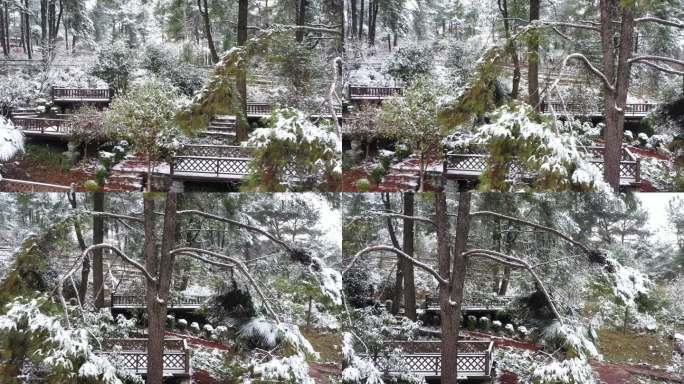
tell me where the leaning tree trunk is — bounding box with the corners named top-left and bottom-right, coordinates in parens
top-left (93, 192), bottom-right (105, 308)
top-left (527, 0), bottom-right (540, 111)
top-left (441, 190), bottom-right (472, 384)
top-left (401, 192), bottom-right (417, 320)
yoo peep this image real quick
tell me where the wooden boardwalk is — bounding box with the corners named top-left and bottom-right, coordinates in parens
top-left (444, 146), bottom-right (640, 188)
top-left (369, 340), bottom-right (495, 380)
top-left (96, 338), bottom-right (190, 378)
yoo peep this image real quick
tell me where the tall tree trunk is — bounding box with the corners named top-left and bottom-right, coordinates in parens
top-left (236, 0), bottom-right (249, 141)
top-left (198, 0), bottom-right (218, 63)
top-left (0, 6), bottom-right (7, 57)
top-left (24, 0), bottom-right (32, 59)
top-left (3, 4), bottom-right (9, 56)
top-left (358, 0), bottom-right (363, 40)
top-left (41, 0), bottom-right (47, 43)
top-left (68, 192), bottom-right (88, 304)
top-left (350, 0), bottom-right (357, 39)
top-left (93, 192), bottom-right (105, 308)
top-left (499, 0), bottom-right (520, 98)
top-left (296, 0), bottom-right (306, 42)
top-left (441, 190), bottom-right (472, 384)
top-left (605, 4), bottom-right (634, 191)
top-left (527, 0), bottom-right (540, 110)
top-left (144, 194), bottom-right (178, 383)
top-left (401, 192), bottom-right (416, 320)
top-left (383, 193), bottom-right (403, 315)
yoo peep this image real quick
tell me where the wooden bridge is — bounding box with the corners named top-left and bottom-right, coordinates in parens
top-left (10, 116), bottom-right (73, 137)
top-left (348, 86), bottom-right (403, 101)
top-left (111, 293), bottom-right (210, 311)
top-left (170, 145), bottom-right (254, 181)
top-left (96, 338), bottom-right (190, 379)
top-left (540, 101), bottom-right (656, 119)
top-left (369, 340), bottom-right (495, 380)
top-left (0, 178), bottom-right (72, 192)
top-left (444, 146), bottom-right (640, 188)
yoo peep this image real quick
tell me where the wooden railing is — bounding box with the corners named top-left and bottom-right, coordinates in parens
top-left (51, 87), bottom-right (113, 102)
top-left (370, 340), bottom-right (494, 378)
top-left (0, 178), bottom-right (72, 192)
top-left (97, 338), bottom-right (190, 376)
top-left (11, 117), bottom-right (72, 135)
top-left (348, 86), bottom-right (403, 100)
top-left (444, 146), bottom-right (640, 185)
top-left (170, 145), bottom-right (255, 179)
top-left (423, 295), bottom-right (515, 311)
top-left (540, 101), bottom-right (657, 116)
top-left (111, 293), bottom-right (210, 308)
top-left (245, 103), bottom-right (343, 117)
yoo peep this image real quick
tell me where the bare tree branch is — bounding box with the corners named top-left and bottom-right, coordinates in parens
top-left (629, 55), bottom-right (684, 67)
top-left (343, 245), bottom-right (448, 285)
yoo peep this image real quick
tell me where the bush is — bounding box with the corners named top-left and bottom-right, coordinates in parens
top-left (369, 166), bottom-right (385, 185)
top-left (379, 153), bottom-right (392, 171)
top-left (383, 44), bottom-right (434, 84)
top-left (466, 315), bottom-right (477, 331)
top-left (177, 319), bottom-right (188, 331)
top-left (478, 316), bottom-right (490, 331)
top-left (356, 178), bottom-right (370, 192)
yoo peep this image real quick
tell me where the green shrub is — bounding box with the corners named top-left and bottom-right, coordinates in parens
top-left (370, 166), bottom-right (385, 185)
top-left (384, 44), bottom-right (434, 83)
top-left (23, 144), bottom-right (71, 171)
top-left (356, 178), bottom-right (370, 192)
top-left (379, 154), bottom-right (392, 171)
top-left (466, 315), bottom-right (477, 331)
top-left (83, 180), bottom-right (100, 192)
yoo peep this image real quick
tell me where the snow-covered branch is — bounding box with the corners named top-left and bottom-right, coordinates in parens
top-left (367, 210), bottom-right (437, 227)
top-left (171, 247), bottom-right (280, 323)
top-left (470, 210), bottom-right (593, 256)
top-left (83, 211), bottom-right (144, 223)
top-left (556, 53), bottom-right (615, 93)
top-left (463, 248), bottom-right (564, 325)
top-left (635, 16), bottom-right (684, 29)
top-left (177, 210), bottom-right (292, 253)
top-left (632, 60), bottom-right (684, 76)
top-left (343, 245), bottom-right (448, 285)
top-left (56, 244), bottom-right (157, 327)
